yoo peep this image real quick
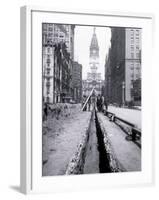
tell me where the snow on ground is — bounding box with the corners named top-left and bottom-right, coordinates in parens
top-left (108, 106), bottom-right (141, 130)
top-left (42, 104), bottom-right (92, 176)
top-left (97, 113), bottom-right (141, 172)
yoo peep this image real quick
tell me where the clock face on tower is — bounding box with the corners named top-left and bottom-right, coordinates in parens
top-left (93, 50), bottom-right (96, 54)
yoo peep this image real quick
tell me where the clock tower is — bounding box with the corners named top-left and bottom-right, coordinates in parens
top-left (83, 27), bottom-right (103, 96)
top-left (89, 27), bottom-right (99, 75)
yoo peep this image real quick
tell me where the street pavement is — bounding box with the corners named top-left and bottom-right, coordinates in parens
top-left (97, 112), bottom-right (141, 172)
top-left (42, 106), bottom-right (92, 176)
top-left (108, 106), bottom-right (141, 129)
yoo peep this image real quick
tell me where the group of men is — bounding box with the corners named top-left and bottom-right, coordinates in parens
top-left (82, 94), bottom-right (108, 112)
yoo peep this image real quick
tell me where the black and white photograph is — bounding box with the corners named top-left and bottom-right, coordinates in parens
top-left (42, 23), bottom-right (141, 176)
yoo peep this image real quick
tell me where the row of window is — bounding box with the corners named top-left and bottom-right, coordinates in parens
top-left (46, 68), bottom-right (51, 75)
top-left (130, 66), bottom-right (140, 70)
top-left (130, 73), bottom-right (140, 80)
top-left (130, 33), bottom-right (140, 37)
top-left (130, 64), bottom-right (140, 68)
top-left (130, 45), bottom-right (140, 50)
top-left (43, 25), bottom-right (73, 44)
top-left (130, 52), bottom-right (140, 58)
top-left (130, 29), bottom-right (140, 33)
top-left (131, 38), bottom-right (140, 43)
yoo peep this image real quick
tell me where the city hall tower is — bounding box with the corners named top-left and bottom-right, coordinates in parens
top-left (83, 27), bottom-right (103, 96)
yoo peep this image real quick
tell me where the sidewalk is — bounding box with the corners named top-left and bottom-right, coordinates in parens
top-left (108, 106), bottom-right (141, 130)
top-left (42, 105), bottom-right (92, 176)
top-left (97, 112), bottom-right (141, 172)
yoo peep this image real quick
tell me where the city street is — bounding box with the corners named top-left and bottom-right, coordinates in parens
top-left (42, 104), bottom-right (92, 176)
top-left (42, 24), bottom-right (142, 176)
top-left (42, 105), bottom-right (141, 175)
top-left (108, 106), bottom-right (141, 129)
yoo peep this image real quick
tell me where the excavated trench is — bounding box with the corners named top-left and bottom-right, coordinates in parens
top-left (94, 111), bottom-right (112, 173)
top-left (67, 110), bottom-right (114, 175)
top-left (83, 110), bottom-right (112, 174)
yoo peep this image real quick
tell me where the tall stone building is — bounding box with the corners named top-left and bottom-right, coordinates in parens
top-left (83, 27), bottom-right (103, 97)
top-left (105, 28), bottom-right (125, 105)
top-left (72, 61), bottom-right (82, 103)
top-left (42, 23), bottom-right (75, 104)
top-left (104, 47), bottom-right (112, 103)
top-left (125, 28), bottom-right (141, 105)
top-left (105, 27), bottom-right (141, 106)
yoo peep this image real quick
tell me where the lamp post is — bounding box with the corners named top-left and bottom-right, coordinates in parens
top-left (122, 81), bottom-right (125, 107)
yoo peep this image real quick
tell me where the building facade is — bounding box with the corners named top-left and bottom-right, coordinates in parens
top-left (104, 47), bottom-right (112, 103)
top-left (105, 28), bottom-right (125, 105)
top-left (83, 28), bottom-right (104, 97)
top-left (105, 27), bottom-right (141, 106)
top-left (43, 38), bottom-right (55, 104)
top-left (72, 61), bottom-right (82, 103)
top-left (42, 23), bottom-right (75, 104)
top-left (125, 28), bottom-right (141, 105)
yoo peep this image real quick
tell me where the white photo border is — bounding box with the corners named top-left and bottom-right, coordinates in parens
top-left (20, 6), bottom-right (154, 194)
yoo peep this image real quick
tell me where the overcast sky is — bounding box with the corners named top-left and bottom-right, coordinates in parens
top-left (74, 26), bottom-right (111, 80)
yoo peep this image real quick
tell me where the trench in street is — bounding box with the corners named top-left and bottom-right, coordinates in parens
top-left (83, 110), bottom-right (112, 174)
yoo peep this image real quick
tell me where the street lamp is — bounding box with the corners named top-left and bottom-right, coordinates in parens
top-left (122, 81), bottom-right (125, 107)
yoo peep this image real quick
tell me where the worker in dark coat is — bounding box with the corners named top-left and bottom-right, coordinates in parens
top-left (103, 97), bottom-right (108, 115)
top-left (96, 95), bottom-right (103, 112)
top-left (87, 97), bottom-right (91, 111)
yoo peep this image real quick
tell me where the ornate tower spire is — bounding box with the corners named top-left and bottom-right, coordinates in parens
top-left (90, 27), bottom-right (99, 57)
top-left (93, 27), bottom-right (96, 34)
top-left (88, 27), bottom-right (100, 78)
top-left (84, 26), bottom-right (102, 97)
